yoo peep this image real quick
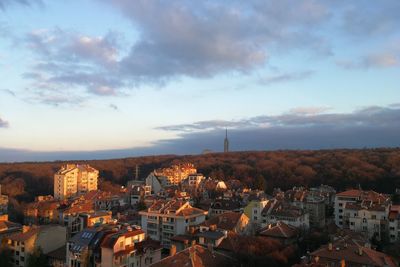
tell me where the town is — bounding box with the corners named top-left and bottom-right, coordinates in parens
top-left (0, 162), bottom-right (398, 267)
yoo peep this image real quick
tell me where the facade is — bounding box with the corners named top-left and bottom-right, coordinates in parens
top-left (139, 199), bottom-right (207, 247)
top-left (261, 199), bottom-right (310, 229)
top-left (54, 164), bottom-right (99, 200)
top-left (334, 190), bottom-right (391, 240)
top-left (209, 198), bottom-right (242, 217)
top-left (388, 205), bottom-right (400, 243)
top-left (151, 163), bottom-right (197, 186)
top-left (129, 185), bottom-right (152, 205)
top-left (5, 225), bottom-right (67, 267)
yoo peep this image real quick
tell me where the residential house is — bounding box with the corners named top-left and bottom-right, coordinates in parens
top-left (197, 212), bottom-right (249, 234)
top-left (5, 225), bottom-right (66, 267)
top-left (139, 199), bottom-right (207, 247)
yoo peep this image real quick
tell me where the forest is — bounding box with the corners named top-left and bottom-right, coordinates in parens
top-left (1, 148), bottom-right (400, 202)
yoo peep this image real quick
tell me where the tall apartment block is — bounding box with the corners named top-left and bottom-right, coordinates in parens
top-left (54, 164), bottom-right (99, 200)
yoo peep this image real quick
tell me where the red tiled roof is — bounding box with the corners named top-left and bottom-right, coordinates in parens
top-left (198, 212), bottom-right (246, 231)
top-left (311, 242), bottom-right (397, 267)
top-left (150, 244), bottom-right (237, 267)
top-left (259, 222), bottom-right (299, 239)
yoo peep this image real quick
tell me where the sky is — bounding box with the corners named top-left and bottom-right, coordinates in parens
top-left (0, 0), bottom-right (399, 162)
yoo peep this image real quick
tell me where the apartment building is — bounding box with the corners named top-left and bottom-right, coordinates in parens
top-left (100, 227), bottom-right (161, 267)
top-left (67, 225), bottom-right (162, 267)
top-left (152, 163), bottom-right (197, 186)
top-left (5, 225), bottom-right (66, 267)
top-left (262, 199), bottom-right (310, 230)
top-left (388, 205), bottom-right (400, 243)
top-left (139, 199), bottom-right (207, 247)
top-left (334, 189), bottom-right (391, 240)
top-left (54, 164), bottom-right (99, 200)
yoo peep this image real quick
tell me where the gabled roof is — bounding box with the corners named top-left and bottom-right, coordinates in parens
top-left (0, 220), bottom-right (21, 233)
top-left (258, 222), bottom-right (299, 239)
top-left (198, 212), bottom-right (247, 232)
top-left (150, 244), bottom-right (237, 267)
top-left (8, 226), bottom-right (40, 242)
top-left (311, 242), bottom-right (397, 267)
top-left (100, 229), bottom-right (144, 249)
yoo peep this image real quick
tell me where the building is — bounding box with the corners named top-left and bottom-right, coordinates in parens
top-left (243, 199), bottom-right (270, 226)
top-left (23, 197), bottom-right (60, 225)
top-left (388, 205), bottom-right (400, 243)
top-left (291, 193), bottom-right (325, 228)
top-left (261, 199), bottom-right (310, 229)
top-left (100, 227), bottom-right (161, 267)
top-left (66, 227), bottom-right (107, 267)
top-left (258, 221), bottom-right (299, 245)
top-left (54, 164), bottom-right (99, 200)
top-left (0, 184), bottom-right (8, 216)
top-left (310, 237), bottom-right (397, 267)
top-left (148, 163), bottom-right (197, 187)
top-left (47, 245), bottom-right (67, 267)
top-left (209, 198), bottom-right (242, 217)
top-left (129, 184), bottom-right (152, 206)
top-left (0, 219), bottom-right (22, 243)
top-left (224, 129), bottom-right (229, 153)
top-left (334, 189), bottom-right (391, 240)
top-left (150, 244), bottom-right (238, 267)
top-left (198, 212), bottom-right (250, 234)
top-left (139, 199), bottom-right (207, 247)
top-left (5, 225), bottom-right (67, 267)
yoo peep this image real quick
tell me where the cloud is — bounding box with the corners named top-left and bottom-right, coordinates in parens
top-left (340, 0), bottom-right (400, 38)
top-left (258, 71), bottom-right (314, 85)
top-left (0, 116), bottom-right (9, 128)
top-left (337, 51), bottom-right (400, 69)
top-left (22, 29), bottom-right (123, 104)
top-left (1, 105), bottom-right (400, 162)
top-left (157, 105), bottom-right (400, 132)
top-left (109, 0), bottom-right (330, 80)
top-left (288, 106), bottom-right (331, 115)
top-left (11, 0), bottom-right (400, 103)
top-left (109, 104), bottom-right (118, 110)
top-left (0, 0), bottom-right (42, 10)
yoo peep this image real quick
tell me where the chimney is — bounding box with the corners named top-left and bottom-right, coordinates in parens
top-left (328, 243), bottom-right (333, 251)
top-left (170, 245), bottom-right (177, 256)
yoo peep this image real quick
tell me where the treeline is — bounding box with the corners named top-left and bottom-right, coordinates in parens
top-left (1, 148), bottom-right (400, 202)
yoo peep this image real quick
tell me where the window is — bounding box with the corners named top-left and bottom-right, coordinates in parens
top-left (339, 203), bottom-right (343, 207)
top-left (371, 215), bottom-right (376, 219)
top-left (350, 222), bottom-right (354, 226)
top-left (338, 209), bottom-right (343, 213)
top-left (120, 241), bottom-right (124, 248)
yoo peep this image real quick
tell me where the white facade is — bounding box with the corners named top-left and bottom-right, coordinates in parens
top-left (139, 201), bottom-right (207, 247)
top-left (54, 164), bottom-right (98, 200)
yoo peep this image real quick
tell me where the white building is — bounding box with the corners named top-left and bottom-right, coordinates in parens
top-left (139, 199), bottom-right (207, 247)
top-left (54, 164), bottom-right (98, 200)
top-left (261, 199), bottom-right (309, 230)
top-left (334, 189), bottom-right (391, 240)
top-left (388, 205), bottom-right (400, 243)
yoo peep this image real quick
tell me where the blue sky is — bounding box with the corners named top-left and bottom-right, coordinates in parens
top-left (0, 0), bottom-right (399, 161)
